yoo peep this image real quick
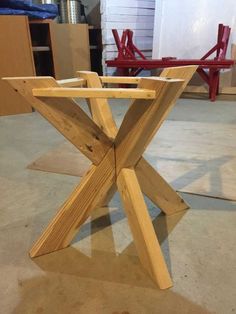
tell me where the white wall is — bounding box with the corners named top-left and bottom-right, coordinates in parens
top-left (153, 0), bottom-right (236, 59)
top-left (101, 0), bottom-right (155, 75)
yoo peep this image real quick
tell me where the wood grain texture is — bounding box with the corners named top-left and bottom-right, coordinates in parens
top-left (135, 158), bottom-right (189, 215)
top-left (78, 71), bottom-right (118, 206)
top-left (100, 76), bottom-right (141, 84)
top-left (30, 147), bottom-right (116, 257)
top-left (160, 66), bottom-right (198, 101)
top-left (160, 65), bottom-right (198, 86)
top-left (133, 65), bottom-right (196, 211)
top-left (78, 71), bottom-right (118, 138)
top-left (32, 87), bottom-right (156, 99)
top-left (57, 78), bottom-right (86, 87)
top-left (0, 16), bottom-right (35, 116)
top-left (5, 77), bottom-right (112, 165)
top-left (117, 167), bottom-right (173, 289)
top-left (115, 77), bottom-right (184, 173)
top-left (50, 23), bottom-right (91, 79)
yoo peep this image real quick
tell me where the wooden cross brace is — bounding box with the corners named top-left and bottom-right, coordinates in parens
top-left (4, 66), bottom-right (197, 289)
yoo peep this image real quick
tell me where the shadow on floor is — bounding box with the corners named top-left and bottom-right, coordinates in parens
top-left (12, 207), bottom-right (209, 314)
top-left (30, 206), bottom-right (186, 289)
top-left (12, 270), bottom-right (213, 314)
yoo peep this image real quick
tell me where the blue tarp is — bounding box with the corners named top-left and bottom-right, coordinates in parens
top-left (0, 0), bottom-right (58, 19)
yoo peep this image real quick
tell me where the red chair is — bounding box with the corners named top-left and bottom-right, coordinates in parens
top-left (106, 24), bottom-right (234, 101)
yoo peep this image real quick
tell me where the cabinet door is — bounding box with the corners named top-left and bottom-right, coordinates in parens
top-left (50, 23), bottom-right (91, 79)
top-left (0, 16), bottom-right (35, 116)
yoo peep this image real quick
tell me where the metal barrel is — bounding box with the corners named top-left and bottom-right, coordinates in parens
top-left (67, 0), bottom-right (81, 24)
top-left (59, 0), bottom-right (68, 23)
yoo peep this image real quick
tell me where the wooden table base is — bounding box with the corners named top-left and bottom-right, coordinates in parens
top-left (4, 65), bottom-right (196, 289)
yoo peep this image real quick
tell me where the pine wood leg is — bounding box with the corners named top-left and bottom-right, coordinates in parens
top-left (135, 158), bottom-right (189, 215)
top-left (5, 69), bottom-right (198, 290)
top-left (117, 167), bottom-right (173, 289)
top-left (99, 182), bottom-right (117, 207)
top-left (30, 148), bottom-right (115, 257)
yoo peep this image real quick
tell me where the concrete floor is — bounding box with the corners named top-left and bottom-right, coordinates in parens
top-left (0, 97), bottom-right (236, 314)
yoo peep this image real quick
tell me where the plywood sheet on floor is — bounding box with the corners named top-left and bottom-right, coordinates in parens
top-left (27, 142), bottom-right (90, 177)
top-left (27, 120), bottom-right (236, 201)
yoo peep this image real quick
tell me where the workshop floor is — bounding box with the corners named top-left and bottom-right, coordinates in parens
top-left (0, 97), bottom-right (236, 314)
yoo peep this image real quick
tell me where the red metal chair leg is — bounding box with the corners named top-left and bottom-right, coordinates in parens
top-left (117, 67), bottom-right (129, 76)
top-left (117, 67), bottom-right (130, 87)
top-left (209, 69), bottom-right (219, 101)
top-left (216, 74), bottom-right (220, 95)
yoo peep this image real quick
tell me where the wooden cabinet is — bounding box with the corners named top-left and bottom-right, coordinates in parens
top-left (50, 23), bottom-right (91, 79)
top-left (0, 16), bottom-right (91, 116)
top-left (30, 21), bottom-right (91, 80)
top-left (0, 16), bottom-right (35, 116)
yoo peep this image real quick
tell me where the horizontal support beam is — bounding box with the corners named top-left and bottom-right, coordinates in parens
top-left (57, 78), bottom-right (86, 87)
top-left (77, 71), bottom-right (142, 84)
top-left (106, 59), bottom-right (234, 69)
top-left (32, 87), bottom-right (156, 99)
top-left (100, 76), bottom-right (141, 84)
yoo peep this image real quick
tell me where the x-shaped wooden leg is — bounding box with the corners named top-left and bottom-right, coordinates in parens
top-left (5, 66), bottom-right (196, 289)
top-left (79, 67), bottom-right (196, 213)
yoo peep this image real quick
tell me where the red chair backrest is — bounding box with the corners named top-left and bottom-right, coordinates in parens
top-left (112, 29), bottom-right (146, 61)
top-left (201, 24), bottom-right (231, 60)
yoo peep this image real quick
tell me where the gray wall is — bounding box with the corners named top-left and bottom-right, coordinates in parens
top-left (83, 0), bottom-right (100, 27)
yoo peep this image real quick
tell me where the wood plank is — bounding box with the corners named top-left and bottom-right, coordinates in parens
top-left (100, 76), bottom-right (141, 84)
top-left (57, 78), bottom-right (86, 87)
top-left (135, 158), bottom-right (189, 215)
top-left (184, 85), bottom-right (208, 93)
top-left (30, 147), bottom-right (116, 257)
top-left (117, 167), bottom-right (172, 289)
top-left (78, 71), bottom-right (117, 138)
top-left (132, 66), bottom-right (197, 213)
top-left (50, 23), bottom-right (91, 79)
top-left (151, 65), bottom-right (198, 137)
top-left (32, 87), bottom-right (157, 99)
top-left (27, 142), bottom-right (91, 177)
top-left (77, 71), bottom-right (118, 206)
top-left (160, 65), bottom-right (198, 85)
top-left (115, 77), bottom-right (184, 173)
top-left (4, 77), bottom-right (113, 165)
top-left (0, 16), bottom-right (35, 116)
top-left (221, 86), bottom-right (236, 94)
